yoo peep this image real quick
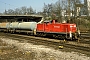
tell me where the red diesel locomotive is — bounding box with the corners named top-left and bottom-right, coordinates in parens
top-left (36, 20), bottom-right (80, 40)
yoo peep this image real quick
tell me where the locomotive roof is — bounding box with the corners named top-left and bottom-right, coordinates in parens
top-left (44, 20), bottom-right (58, 23)
top-left (44, 20), bottom-right (52, 22)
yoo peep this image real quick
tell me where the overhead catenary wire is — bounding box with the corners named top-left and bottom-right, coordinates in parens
top-left (0, 0), bottom-right (18, 8)
top-left (0, 0), bottom-right (19, 12)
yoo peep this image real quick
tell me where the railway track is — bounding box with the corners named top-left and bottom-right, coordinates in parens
top-left (79, 32), bottom-right (90, 44)
top-left (0, 32), bottom-right (90, 56)
top-left (81, 32), bottom-right (90, 39)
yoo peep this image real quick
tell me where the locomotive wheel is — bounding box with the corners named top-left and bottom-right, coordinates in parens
top-left (53, 35), bottom-right (57, 38)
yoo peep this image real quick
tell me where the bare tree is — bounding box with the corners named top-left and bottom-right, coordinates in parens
top-left (27, 6), bottom-right (34, 15)
top-left (21, 6), bottom-right (27, 15)
top-left (14, 8), bottom-right (22, 15)
top-left (3, 6), bottom-right (36, 15)
top-left (6, 9), bottom-right (14, 15)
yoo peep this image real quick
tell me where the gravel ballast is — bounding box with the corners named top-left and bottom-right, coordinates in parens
top-left (0, 38), bottom-right (90, 60)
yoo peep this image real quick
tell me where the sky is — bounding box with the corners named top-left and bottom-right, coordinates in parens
top-left (0, 0), bottom-right (58, 13)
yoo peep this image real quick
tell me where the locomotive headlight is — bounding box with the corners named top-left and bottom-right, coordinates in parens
top-left (70, 26), bottom-right (73, 27)
top-left (74, 25), bottom-right (76, 27)
top-left (70, 25), bottom-right (76, 27)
